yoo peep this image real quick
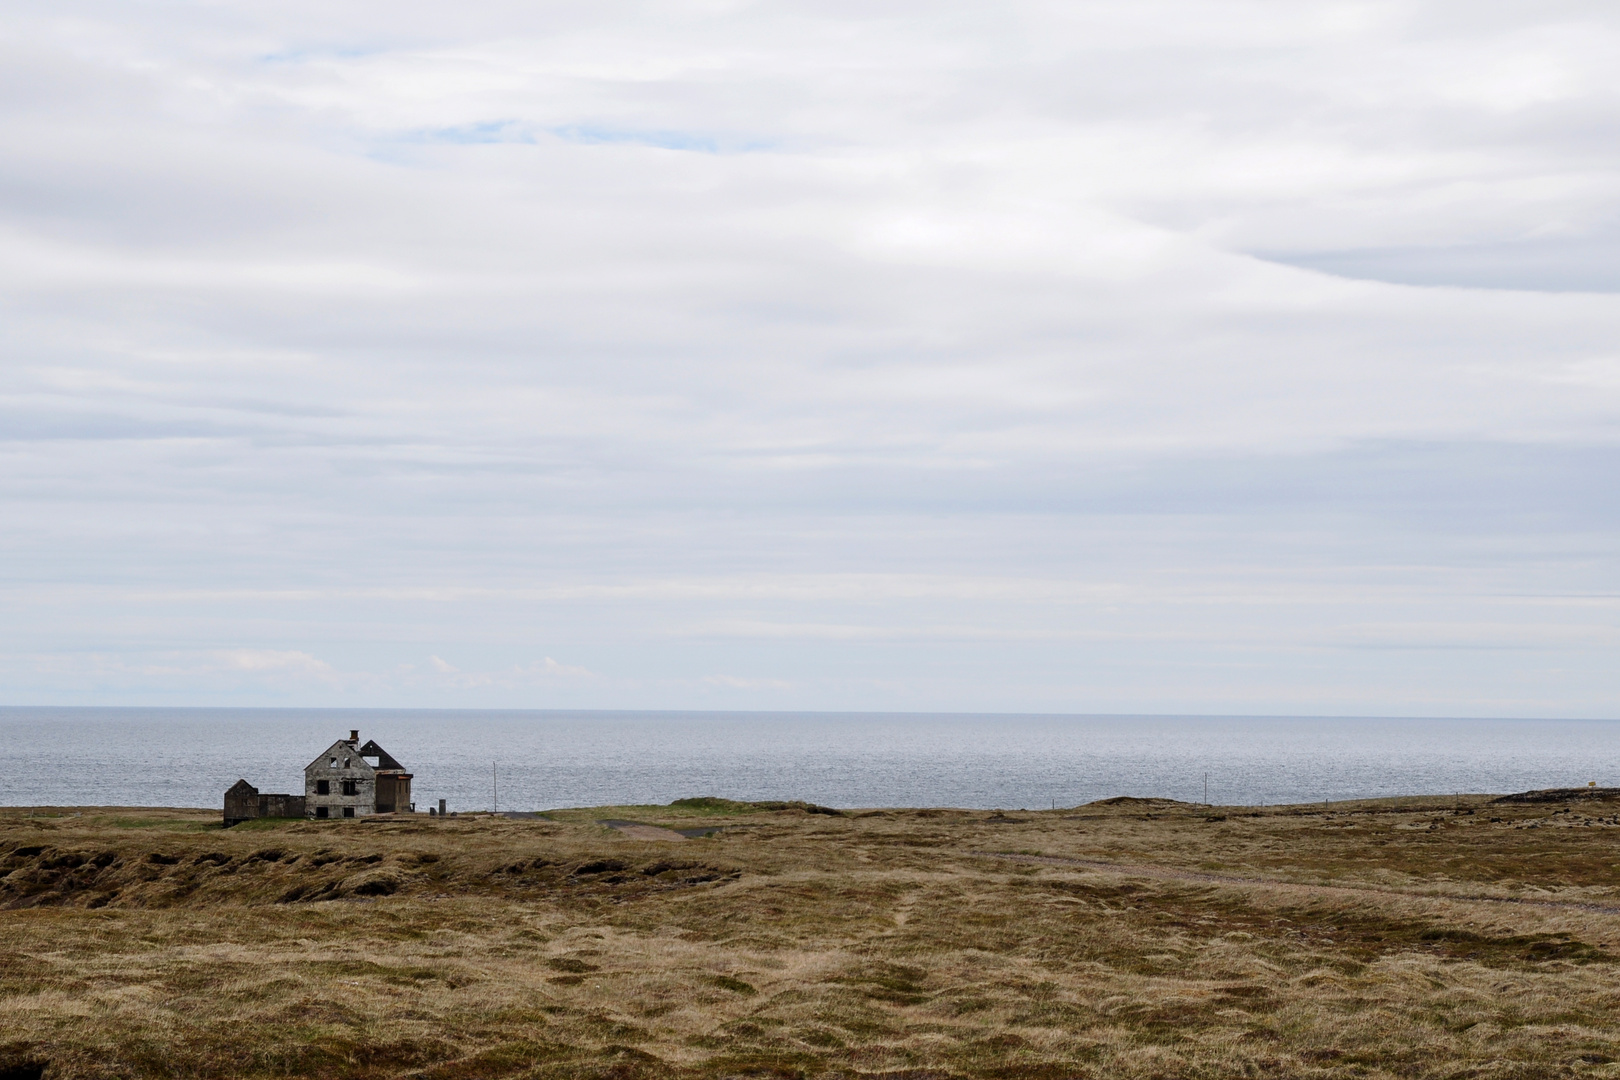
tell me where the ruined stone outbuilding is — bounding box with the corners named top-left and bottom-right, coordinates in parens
top-left (304, 730), bottom-right (414, 820)
top-left (223, 780), bottom-right (306, 827)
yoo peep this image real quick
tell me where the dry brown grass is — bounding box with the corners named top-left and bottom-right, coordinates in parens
top-left (4, 793), bottom-right (1620, 1079)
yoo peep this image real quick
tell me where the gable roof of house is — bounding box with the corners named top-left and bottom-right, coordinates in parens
top-left (305, 740), bottom-right (378, 774)
top-left (358, 740), bottom-right (405, 771)
top-left (226, 778), bottom-right (258, 796)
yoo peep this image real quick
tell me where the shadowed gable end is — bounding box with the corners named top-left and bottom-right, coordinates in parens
top-left (305, 738), bottom-right (376, 820)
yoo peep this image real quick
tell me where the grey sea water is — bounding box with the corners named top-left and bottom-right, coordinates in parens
top-left (0, 708), bottom-right (1614, 811)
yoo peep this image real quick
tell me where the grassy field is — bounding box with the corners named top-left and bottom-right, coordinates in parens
top-left (3, 792), bottom-right (1620, 1079)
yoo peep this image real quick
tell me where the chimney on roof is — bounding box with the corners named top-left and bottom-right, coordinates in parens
top-left (348, 730), bottom-right (359, 744)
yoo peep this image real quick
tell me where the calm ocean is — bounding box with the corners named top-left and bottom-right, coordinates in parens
top-left (0, 708), bottom-right (1613, 812)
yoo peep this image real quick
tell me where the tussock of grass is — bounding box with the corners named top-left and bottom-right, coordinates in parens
top-left (3, 794), bottom-right (1620, 1077)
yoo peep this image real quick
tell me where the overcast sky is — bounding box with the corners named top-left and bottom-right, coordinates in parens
top-left (3, 0), bottom-right (1619, 714)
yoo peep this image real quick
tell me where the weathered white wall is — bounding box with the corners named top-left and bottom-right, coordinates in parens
top-left (304, 740), bottom-right (377, 818)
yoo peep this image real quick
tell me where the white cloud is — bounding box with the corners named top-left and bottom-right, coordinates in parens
top-left (517, 657), bottom-right (599, 680)
top-left (0, 649), bottom-right (349, 697)
top-left (217, 649), bottom-right (334, 675)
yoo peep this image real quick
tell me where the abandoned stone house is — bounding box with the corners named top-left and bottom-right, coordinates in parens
top-left (306, 730), bottom-right (414, 820)
top-left (223, 730), bottom-right (413, 826)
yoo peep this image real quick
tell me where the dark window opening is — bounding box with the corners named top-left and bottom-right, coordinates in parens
top-left (342, 807), bottom-right (355, 818)
top-left (341, 779), bottom-right (358, 796)
top-left (316, 780), bottom-right (330, 795)
top-left (315, 806), bottom-right (329, 819)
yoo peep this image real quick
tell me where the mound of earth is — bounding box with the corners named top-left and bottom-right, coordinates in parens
top-left (1492, 787), bottom-right (1620, 804)
top-left (1088, 796), bottom-right (1195, 807)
